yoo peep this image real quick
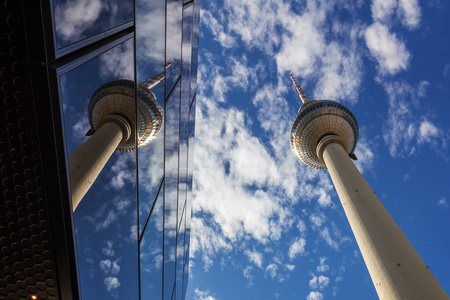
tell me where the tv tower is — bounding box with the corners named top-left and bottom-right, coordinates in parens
top-left (69, 64), bottom-right (170, 212)
top-left (289, 75), bottom-right (449, 299)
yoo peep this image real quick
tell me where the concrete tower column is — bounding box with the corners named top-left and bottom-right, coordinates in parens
top-left (317, 135), bottom-right (449, 300)
top-left (68, 115), bottom-right (131, 212)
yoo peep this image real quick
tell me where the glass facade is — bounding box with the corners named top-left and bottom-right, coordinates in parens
top-left (0, 0), bottom-right (199, 299)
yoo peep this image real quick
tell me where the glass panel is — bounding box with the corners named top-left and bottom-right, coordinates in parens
top-left (52, 0), bottom-right (133, 49)
top-left (182, 245), bottom-right (190, 300)
top-left (140, 185), bottom-right (164, 300)
top-left (60, 39), bottom-right (138, 299)
top-left (175, 209), bottom-right (186, 300)
top-left (184, 98), bottom-right (196, 259)
top-left (189, 0), bottom-right (201, 100)
top-left (177, 5), bottom-right (193, 230)
top-left (165, 0), bottom-right (183, 94)
top-left (136, 0), bottom-right (166, 234)
top-left (164, 82), bottom-right (181, 300)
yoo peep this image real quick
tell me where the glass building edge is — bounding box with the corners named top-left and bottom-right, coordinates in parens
top-left (1, 0), bottom-right (200, 299)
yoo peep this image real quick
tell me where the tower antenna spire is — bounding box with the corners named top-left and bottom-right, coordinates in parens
top-left (290, 74), bottom-right (308, 104)
top-left (142, 62), bottom-right (172, 90)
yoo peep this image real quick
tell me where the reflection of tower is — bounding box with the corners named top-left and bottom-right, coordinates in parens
top-left (69, 65), bottom-right (169, 211)
top-left (289, 75), bottom-right (449, 300)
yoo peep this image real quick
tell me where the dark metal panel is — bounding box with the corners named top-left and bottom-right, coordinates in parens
top-left (0, 0), bottom-right (80, 299)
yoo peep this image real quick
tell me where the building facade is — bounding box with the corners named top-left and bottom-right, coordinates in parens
top-left (0, 0), bottom-right (200, 299)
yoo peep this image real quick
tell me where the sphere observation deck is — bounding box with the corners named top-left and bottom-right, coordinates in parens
top-left (88, 80), bottom-right (163, 152)
top-left (290, 100), bottom-right (359, 169)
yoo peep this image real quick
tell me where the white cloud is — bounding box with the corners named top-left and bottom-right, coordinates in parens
top-left (192, 98), bottom-right (292, 246)
top-left (96, 210), bottom-right (117, 231)
top-left (297, 220), bottom-right (307, 235)
top-left (354, 130), bottom-right (376, 174)
top-left (306, 291), bottom-right (324, 300)
top-left (418, 120), bottom-right (440, 144)
top-left (102, 241), bottom-right (115, 257)
top-left (194, 288), bottom-right (218, 300)
top-left (115, 199), bottom-right (131, 212)
top-left (285, 264), bottom-right (295, 271)
top-left (316, 257), bottom-right (330, 273)
top-left (243, 266), bottom-right (254, 286)
top-left (99, 38), bottom-right (134, 80)
top-left (365, 22), bottom-right (411, 75)
top-left (266, 263), bottom-right (278, 279)
top-left (54, 0), bottom-right (103, 42)
top-left (371, 0), bottom-right (396, 23)
top-left (382, 80), bottom-right (444, 157)
top-left (99, 259), bottom-right (111, 274)
top-left (202, 0), bottom-right (364, 103)
top-left (370, 0), bottom-right (421, 29)
top-left (201, 10), bottom-right (235, 48)
top-left (103, 276), bottom-right (120, 292)
top-left (190, 217), bottom-right (232, 271)
top-left (109, 154), bottom-right (135, 190)
top-left (288, 238), bottom-right (306, 260)
top-left (310, 214), bottom-right (325, 228)
top-left (320, 227), bottom-right (340, 250)
top-left (437, 197), bottom-right (448, 208)
top-left (72, 117), bottom-right (90, 142)
top-left (309, 274), bottom-right (330, 290)
top-left (244, 249), bottom-right (264, 269)
top-left (397, 0), bottom-right (421, 29)
top-left (110, 260), bottom-right (120, 275)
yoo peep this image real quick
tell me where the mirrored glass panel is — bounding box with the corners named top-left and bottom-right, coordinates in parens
top-left (164, 81), bottom-right (181, 300)
top-left (140, 185), bottom-right (164, 300)
top-left (190, 0), bottom-right (201, 99)
top-left (52, 0), bottom-right (133, 49)
top-left (175, 210), bottom-right (186, 300)
top-left (136, 0), bottom-right (166, 232)
top-left (165, 0), bottom-right (183, 94)
top-left (177, 4), bottom-right (193, 230)
top-left (183, 245), bottom-right (189, 300)
top-left (184, 98), bottom-right (196, 259)
top-left (59, 38), bottom-right (138, 300)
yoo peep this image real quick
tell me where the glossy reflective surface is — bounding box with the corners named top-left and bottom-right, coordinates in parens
top-left (165, 0), bottom-right (183, 94)
top-left (164, 81), bottom-right (181, 300)
top-left (52, 0), bottom-right (133, 49)
top-left (59, 38), bottom-right (139, 300)
top-left (140, 185), bottom-right (164, 300)
top-left (53, 0), bottom-right (200, 298)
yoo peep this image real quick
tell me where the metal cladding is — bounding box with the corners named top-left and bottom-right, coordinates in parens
top-left (88, 80), bottom-right (163, 152)
top-left (290, 100), bottom-right (359, 169)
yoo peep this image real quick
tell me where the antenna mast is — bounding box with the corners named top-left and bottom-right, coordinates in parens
top-left (290, 74), bottom-right (308, 104)
top-left (142, 62), bottom-right (172, 90)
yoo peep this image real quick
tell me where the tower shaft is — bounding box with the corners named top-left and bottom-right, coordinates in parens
top-left (69, 117), bottom-right (130, 211)
top-left (319, 140), bottom-right (449, 300)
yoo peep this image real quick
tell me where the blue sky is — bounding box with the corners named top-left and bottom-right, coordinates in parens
top-left (186, 1), bottom-right (450, 300)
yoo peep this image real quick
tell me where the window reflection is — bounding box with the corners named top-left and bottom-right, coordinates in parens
top-left (164, 81), bottom-right (181, 300)
top-left (166, 0), bottom-right (183, 93)
top-left (68, 64), bottom-right (166, 212)
top-left (59, 38), bottom-right (165, 300)
top-left (53, 0), bottom-right (133, 49)
top-left (140, 185), bottom-right (164, 300)
top-left (176, 210), bottom-right (186, 300)
top-left (136, 0), bottom-right (166, 234)
top-left (60, 40), bottom-right (138, 300)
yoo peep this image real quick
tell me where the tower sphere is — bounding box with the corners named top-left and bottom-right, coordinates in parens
top-left (290, 100), bottom-right (359, 169)
top-left (88, 80), bottom-right (163, 152)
